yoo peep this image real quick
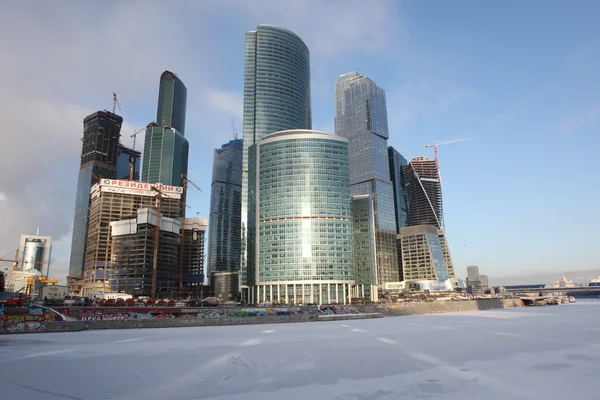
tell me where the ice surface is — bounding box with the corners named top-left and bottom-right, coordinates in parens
top-left (2, 301), bottom-right (600, 399)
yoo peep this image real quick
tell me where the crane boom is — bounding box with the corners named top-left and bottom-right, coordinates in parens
top-left (130, 126), bottom-right (146, 151)
top-left (424, 138), bottom-right (471, 169)
top-left (112, 93), bottom-right (121, 114)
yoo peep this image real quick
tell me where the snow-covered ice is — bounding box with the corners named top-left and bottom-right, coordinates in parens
top-left (2, 301), bottom-right (600, 399)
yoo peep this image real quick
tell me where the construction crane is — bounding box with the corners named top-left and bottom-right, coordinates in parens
top-left (130, 126), bottom-right (146, 151)
top-left (24, 276), bottom-right (59, 297)
top-left (112, 93), bottom-right (121, 114)
top-left (150, 185), bottom-right (164, 300)
top-left (178, 174), bottom-right (202, 297)
top-left (424, 138), bottom-right (471, 170)
top-left (231, 116), bottom-right (238, 140)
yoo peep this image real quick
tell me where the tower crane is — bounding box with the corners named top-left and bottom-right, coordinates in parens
top-left (112, 93), bottom-right (121, 114)
top-left (424, 138), bottom-right (471, 170)
top-left (179, 174), bottom-right (202, 297)
top-left (130, 126), bottom-right (146, 151)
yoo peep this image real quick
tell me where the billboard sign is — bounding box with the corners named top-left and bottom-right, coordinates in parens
top-left (96, 179), bottom-right (182, 199)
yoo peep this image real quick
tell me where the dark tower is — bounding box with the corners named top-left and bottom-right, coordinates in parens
top-left (69, 111), bottom-right (122, 278)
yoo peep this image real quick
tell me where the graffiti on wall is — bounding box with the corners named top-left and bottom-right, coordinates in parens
top-left (4, 322), bottom-right (47, 333)
top-left (0, 312), bottom-right (58, 323)
top-left (81, 312), bottom-right (175, 321)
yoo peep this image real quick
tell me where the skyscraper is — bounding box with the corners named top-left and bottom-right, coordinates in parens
top-left (335, 72), bottom-right (398, 296)
top-left (69, 111), bottom-right (122, 278)
top-left (403, 157), bottom-right (443, 228)
top-left (247, 130), bottom-right (353, 305)
top-left (207, 139), bottom-right (242, 277)
top-left (142, 71), bottom-right (189, 187)
top-left (18, 234), bottom-right (52, 277)
top-left (402, 157), bottom-right (458, 287)
top-left (116, 143), bottom-right (141, 180)
top-left (467, 265), bottom-right (480, 285)
top-left (388, 146), bottom-right (409, 234)
top-left (241, 25), bottom-right (312, 299)
top-left (156, 70), bottom-right (187, 135)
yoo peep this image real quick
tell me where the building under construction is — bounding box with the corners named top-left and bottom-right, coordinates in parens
top-left (83, 179), bottom-right (182, 295)
top-left (181, 218), bottom-right (207, 297)
top-left (403, 157), bottom-right (443, 228)
top-left (110, 208), bottom-right (181, 297)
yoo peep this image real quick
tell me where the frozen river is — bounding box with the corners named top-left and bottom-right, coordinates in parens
top-left (2, 301), bottom-right (600, 399)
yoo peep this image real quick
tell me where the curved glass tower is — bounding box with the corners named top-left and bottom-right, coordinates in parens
top-left (247, 130), bottom-right (353, 305)
top-left (241, 25), bottom-right (312, 298)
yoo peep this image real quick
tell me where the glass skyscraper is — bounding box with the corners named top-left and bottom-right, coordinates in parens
top-left (142, 70), bottom-right (189, 188)
top-left (156, 70), bottom-right (187, 135)
top-left (69, 111), bottom-right (122, 278)
top-left (335, 72), bottom-right (398, 296)
top-left (388, 146), bottom-right (409, 234)
top-left (207, 139), bottom-right (243, 276)
top-left (141, 123), bottom-right (189, 187)
top-left (247, 130), bottom-right (353, 305)
top-left (241, 25), bottom-right (312, 298)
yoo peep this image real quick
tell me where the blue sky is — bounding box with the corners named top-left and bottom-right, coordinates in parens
top-left (0, 0), bottom-right (598, 283)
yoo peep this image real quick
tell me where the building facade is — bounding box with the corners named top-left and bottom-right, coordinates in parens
top-left (18, 234), bottom-right (52, 276)
top-left (110, 208), bottom-right (181, 298)
top-left (403, 157), bottom-right (443, 228)
top-left (83, 179), bottom-right (182, 295)
top-left (207, 139), bottom-right (242, 277)
top-left (398, 225), bottom-right (450, 292)
top-left (142, 71), bottom-right (189, 188)
top-left (181, 217), bottom-right (208, 297)
top-left (466, 265), bottom-right (480, 285)
top-left (388, 147), bottom-right (409, 234)
top-left (210, 271), bottom-right (240, 301)
top-left (351, 195), bottom-right (378, 300)
top-left (241, 25), bottom-right (312, 298)
top-left (117, 143), bottom-right (141, 180)
top-left (69, 111), bottom-right (123, 278)
top-left (156, 70), bottom-right (187, 135)
top-left (141, 123), bottom-right (189, 187)
top-left (335, 72), bottom-right (398, 293)
top-left (247, 130), bottom-right (353, 304)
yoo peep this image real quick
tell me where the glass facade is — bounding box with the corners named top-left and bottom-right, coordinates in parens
top-left (248, 130), bottom-right (353, 304)
top-left (117, 144), bottom-right (141, 180)
top-left (351, 196), bottom-right (377, 299)
top-left (141, 124), bottom-right (189, 187)
top-left (207, 139), bottom-right (242, 276)
top-left (398, 225), bottom-right (449, 288)
top-left (403, 157), bottom-right (443, 228)
top-left (388, 146), bottom-right (409, 234)
top-left (335, 72), bottom-right (398, 294)
top-left (241, 25), bottom-right (312, 295)
top-left (156, 71), bottom-right (187, 135)
top-left (69, 111), bottom-right (122, 277)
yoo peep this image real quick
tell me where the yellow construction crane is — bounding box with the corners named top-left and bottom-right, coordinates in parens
top-left (24, 276), bottom-right (59, 297)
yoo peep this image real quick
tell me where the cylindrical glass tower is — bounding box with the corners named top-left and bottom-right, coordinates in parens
top-left (241, 25), bottom-right (312, 299)
top-left (248, 130), bottom-right (353, 305)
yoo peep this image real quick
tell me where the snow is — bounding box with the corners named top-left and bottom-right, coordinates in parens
top-left (2, 301), bottom-right (600, 399)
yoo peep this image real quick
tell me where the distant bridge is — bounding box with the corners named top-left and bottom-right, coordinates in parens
top-left (505, 285), bottom-right (600, 296)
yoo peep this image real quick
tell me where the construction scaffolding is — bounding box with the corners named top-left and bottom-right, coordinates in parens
top-left (181, 218), bottom-right (207, 298)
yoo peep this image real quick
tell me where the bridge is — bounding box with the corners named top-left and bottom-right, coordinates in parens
top-left (505, 285), bottom-right (600, 296)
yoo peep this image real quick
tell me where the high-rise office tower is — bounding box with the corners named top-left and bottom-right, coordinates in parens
top-left (69, 111), bottom-right (122, 278)
top-left (241, 25), bottom-right (312, 299)
top-left (207, 139), bottom-right (242, 277)
top-left (116, 143), bottom-right (141, 180)
top-left (181, 217), bottom-right (208, 297)
top-left (335, 72), bottom-right (398, 296)
top-left (18, 234), bottom-right (52, 277)
top-left (247, 130), bottom-right (353, 304)
top-left (156, 70), bottom-right (187, 135)
top-left (142, 71), bottom-right (189, 187)
top-left (403, 157), bottom-right (457, 286)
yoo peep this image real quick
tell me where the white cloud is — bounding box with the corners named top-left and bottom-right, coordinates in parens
top-left (206, 89), bottom-right (243, 116)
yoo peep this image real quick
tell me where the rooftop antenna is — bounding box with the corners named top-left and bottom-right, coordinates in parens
top-left (112, 93), bottom-right (121, 114)
top-left (231, 116), bottom-right (238, 140)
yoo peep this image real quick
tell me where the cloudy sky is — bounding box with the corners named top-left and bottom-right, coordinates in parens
top-left (1, 0), bottom-right (599, 285)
